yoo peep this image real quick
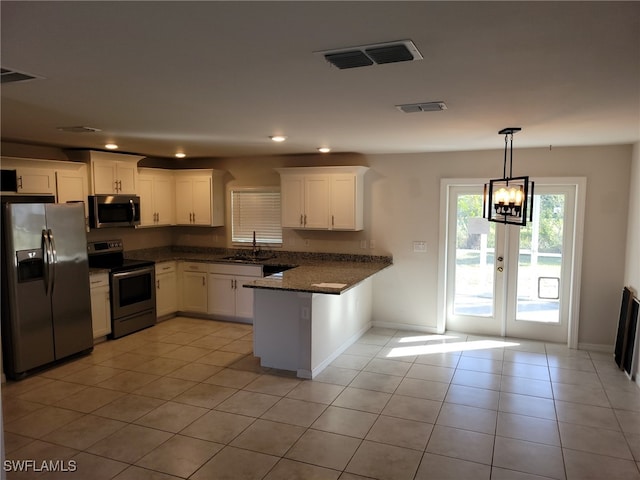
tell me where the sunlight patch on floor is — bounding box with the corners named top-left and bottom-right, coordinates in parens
top-left (386, 339), bottom-right (520, 358)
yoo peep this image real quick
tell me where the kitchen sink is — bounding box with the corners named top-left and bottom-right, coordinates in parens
top-left (221, 254), bottom-right (276, 263)
top-left (262, 264), bottom-right (295, 276)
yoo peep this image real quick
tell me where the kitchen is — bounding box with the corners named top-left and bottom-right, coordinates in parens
top-left (1, 1), bottom-right (640, 479)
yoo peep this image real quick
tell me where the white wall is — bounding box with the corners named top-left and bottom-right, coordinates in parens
top-left (625, 142), bottom-right (640, 291)
top-left (624, 142), bottom-right (640, 380)
top-left (368, 145), bottom-right (632, 348)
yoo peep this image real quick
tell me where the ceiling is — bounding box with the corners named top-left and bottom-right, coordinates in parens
top-left (2, 1), bottom-right (639, 159)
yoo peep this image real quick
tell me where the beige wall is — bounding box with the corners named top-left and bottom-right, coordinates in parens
top-left (624, 142), bottom-right (640, 380)
top-left (625, 142), bottom-right (640, 292)
top-left (1, 141), bottom-right (633, 347)
top-left (366, 146), bottom-right (631, 349)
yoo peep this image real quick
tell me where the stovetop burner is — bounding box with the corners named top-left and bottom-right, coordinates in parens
top-left (87, 239), bottom-right (154, 271)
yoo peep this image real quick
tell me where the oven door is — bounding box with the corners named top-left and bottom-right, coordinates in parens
top-left (110, 266), bottom-right (156, 320)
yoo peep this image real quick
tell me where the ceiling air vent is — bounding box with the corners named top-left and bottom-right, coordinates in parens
top-left (1, 67), bottom-right (42, 84)
top-left (396, 101), bottom-right (448, 113)
top-left (318, 40), bottom-right (423, 69)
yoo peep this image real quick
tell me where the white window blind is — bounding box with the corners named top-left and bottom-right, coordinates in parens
top-left (231, 188), bottom-right (282, 245)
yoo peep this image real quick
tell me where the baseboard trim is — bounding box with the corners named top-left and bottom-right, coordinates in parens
top-left (372, 321), bottom-right (438, 334)
top-left (578, 342), bottom-right (613, 353)
top-left (308, 321), bottom-right (372, 379)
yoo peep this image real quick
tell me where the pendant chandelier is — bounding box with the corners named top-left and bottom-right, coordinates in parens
top-left (483, 127), bottom-right (534, 226)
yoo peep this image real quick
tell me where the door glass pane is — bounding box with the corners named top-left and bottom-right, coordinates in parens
top-left (453, 194), bottom-right (495, 316)
top-left (516, 193), bottom-right (565, 323)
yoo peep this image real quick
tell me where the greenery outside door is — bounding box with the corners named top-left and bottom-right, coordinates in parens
top-left (440, 179), bottom-right (585, 344)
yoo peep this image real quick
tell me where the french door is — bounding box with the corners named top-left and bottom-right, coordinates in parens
top-left (441, 180), bottom-right (584, 344)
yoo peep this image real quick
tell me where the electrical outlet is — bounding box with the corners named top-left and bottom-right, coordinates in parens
top-left (369, 239), bottom-right (376, 249)
top-left (300, 306), bottom-right (310, 320)
top-left (413, 241), bottom-right (427, 253)
top-left (360, 240), bottom-right (367, 249)
top-left (304, 239), bottom-right (310, 246)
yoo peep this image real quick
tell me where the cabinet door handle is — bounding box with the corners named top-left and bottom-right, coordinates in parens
top-left (231, 279), bottom-right (235, 290)
top-left (157, 279), bottom-right (160, 289)
top-left (202, 276), bottom-right (205, 286)
top-left (304, 214), bottom-right (307, 226)
top-left (17, 176), bottom-right (23, 189)
top-left (118, 180), bottom-right (122, 191)
top-left (300, 214), bottom-right (303, 226)
top-left (332, 215), bottom-right (334, 227)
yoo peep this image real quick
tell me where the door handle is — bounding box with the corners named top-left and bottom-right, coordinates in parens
top-left (497, 256), bottom-right (504, 262)
top-left (47, 229), bottom-right (57, 294)
top-left (42, 229), bottom-right (51, 295)
top-left (497, 266), bottom-right (504, 272)
top-left (129, 199), bottom-right (136, 225)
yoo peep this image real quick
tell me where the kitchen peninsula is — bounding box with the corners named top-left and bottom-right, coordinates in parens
top-left (127, 246), bottom-right (391, 378)
top-left (245, 259), bottom-right (391, 379)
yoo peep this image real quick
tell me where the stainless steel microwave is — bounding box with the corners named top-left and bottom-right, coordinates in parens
top-left (88, 195), bottom-right (141, 229)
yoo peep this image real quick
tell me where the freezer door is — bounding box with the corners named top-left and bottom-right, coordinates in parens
top-left (2, 203), bottom-right (55, 375)
top-left (45, 203), bottom-right (93, 359)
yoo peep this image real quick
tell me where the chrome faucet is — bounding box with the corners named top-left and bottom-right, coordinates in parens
top-left (252, 231), bottom-right (259, 256)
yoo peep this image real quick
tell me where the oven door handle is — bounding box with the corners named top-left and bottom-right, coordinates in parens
top-left (112, 266), bottom-right (154, 281)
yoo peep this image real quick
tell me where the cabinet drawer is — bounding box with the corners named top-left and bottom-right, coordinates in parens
top-left (156, 261), bottom-right (176, 274)
top-left (89, 273), bottom-right (109, 288)
top-left (209, 263), bottom-right (262, 277)
top-left (181, 262), bottom-right (209, 272)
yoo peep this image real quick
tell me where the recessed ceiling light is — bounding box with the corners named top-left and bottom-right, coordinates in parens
top-left (270, 135), bottom-right (287, 142)
top-left (318, 147), bottom-right (331, 153)
top-left (104, 143), bottom-right (118, 150)
top-left (175, 152), bottom-right (186, 158)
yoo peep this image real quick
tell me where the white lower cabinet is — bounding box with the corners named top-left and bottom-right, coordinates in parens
top-left (89, 273), bottom-right (111, 339)
top-left (156, 261), bottom-right (177, 318)
top-left (180, 262), bottom-right (209, 313)
top-left (208, 264), bottom-right (262, 322)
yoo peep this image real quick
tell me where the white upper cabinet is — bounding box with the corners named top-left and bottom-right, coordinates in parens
top-left (91, 158), bottom-right (138, 194)
top-left (1, 158), bottom-right (89, 203)
top-left (66, 150), bottom-right (143, 195)
top-left (174, 169), bottom-right (224, 227)
top-left (277, 166), bottom-right (368, 231)
top-left (15, 167), bottom-right (56, 194)
top-left (138, 168), bottom-right (176, 227)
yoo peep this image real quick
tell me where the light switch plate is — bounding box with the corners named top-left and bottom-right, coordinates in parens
top-left (413, 241), bottom-right (427, 253)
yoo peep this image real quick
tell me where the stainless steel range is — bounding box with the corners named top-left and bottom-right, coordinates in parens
top-left (88, 239), bottom-right (156, 339)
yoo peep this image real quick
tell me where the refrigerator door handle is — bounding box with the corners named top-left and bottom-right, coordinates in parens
top-left (47, 229), bottom-right (57, 294)
top-left (42, 229), bottom-right (51, 295)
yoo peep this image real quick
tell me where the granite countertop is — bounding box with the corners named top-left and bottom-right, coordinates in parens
top-left (244, 261), bottom-right (391, 295)
top-left (124, 246), bottom-right (392, 295)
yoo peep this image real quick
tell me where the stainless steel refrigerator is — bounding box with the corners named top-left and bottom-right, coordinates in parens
top-left (1, 200), bottom-right (93, 379)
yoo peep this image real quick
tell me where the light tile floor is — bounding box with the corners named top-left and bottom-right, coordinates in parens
top-left (3, 317), bottom-right (640, 479)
